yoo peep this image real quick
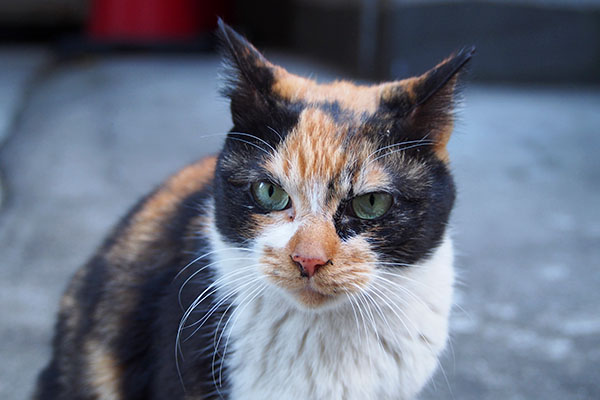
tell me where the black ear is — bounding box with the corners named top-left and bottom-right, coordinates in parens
top-left (381, 47), bottom-right (475, 160)
top-left (411, 46), bottom-right (475, 108)
top-left (216, 19), bottom-right (300, 151)
top-left (217, 19), bottom-right (276, 126)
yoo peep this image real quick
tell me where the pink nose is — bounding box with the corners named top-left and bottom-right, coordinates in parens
top-left (291, 254), bottom-right (329, 278)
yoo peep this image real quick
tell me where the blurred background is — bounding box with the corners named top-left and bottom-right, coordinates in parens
top-left (0, 0), bottom-right (599, 399)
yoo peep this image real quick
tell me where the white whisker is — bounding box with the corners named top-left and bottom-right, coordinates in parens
top-left (365, 134), bottom-right (432, 161)
top-left (182, 271), bottom-right (261, 330)
top-left (368, 281), bottom-right (452, 395)
top-left (376, 269), bottom-right (471, 319)
top-left (366, 142), bottom-right (435, 166)
top-left (174, 247), bottom-right (258, 281)
top-left (178, 259), bottom-right (257, 309)
top-left (266, 125), bottom-right (284, 142)
top-left (229, 131), bottom-right (278, 154)
top-left (227, 137), bottom-right (272, 157)
top-left (215, 283), bottom-right (266, 387)
top-left (344, 292), bottom-right (363, 347)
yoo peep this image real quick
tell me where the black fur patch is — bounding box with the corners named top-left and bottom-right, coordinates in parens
top-left (332, 156), bottom-right (455, 266)
top-left (378, 46), bottom-right (474, 148)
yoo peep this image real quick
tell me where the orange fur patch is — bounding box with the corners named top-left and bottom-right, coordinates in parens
top-left (107, 156), bottom-right (216, 263)
top-left (272, 67), bottom-right (383, 115)
top-left (85, 340), bottom-right (121, 400)
top-left (379, 77), bottom-right (420, 105)
top-left (287, 217), bottom-right (339, 264)
top-left (353, 163), bottom-right (392, 194)
top-left (266, 108), bottom-right (351, 214)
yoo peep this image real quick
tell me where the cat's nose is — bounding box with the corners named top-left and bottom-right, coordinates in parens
top-left (291, 253), bottom-right (330, 278)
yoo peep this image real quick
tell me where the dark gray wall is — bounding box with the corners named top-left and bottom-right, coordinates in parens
top-left (288, 1), bottom-right (600, 83)
top-left (380, 3), bottom-right (600, 83)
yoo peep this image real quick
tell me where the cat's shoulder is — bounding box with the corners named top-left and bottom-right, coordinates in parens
top-left (35, 156), bottom-right (219, 400)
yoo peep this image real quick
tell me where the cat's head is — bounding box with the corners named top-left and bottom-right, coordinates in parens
top-left (212, 20), bottom-right (472, 310)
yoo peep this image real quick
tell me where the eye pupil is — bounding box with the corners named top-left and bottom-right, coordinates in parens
top-left (350, 192), bottom-right (393, 220)
top-left (251, 181), bottom-right (290, 211)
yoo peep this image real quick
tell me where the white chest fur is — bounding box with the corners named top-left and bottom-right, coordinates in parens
top-left (209, 235), bottom-right (455, 400)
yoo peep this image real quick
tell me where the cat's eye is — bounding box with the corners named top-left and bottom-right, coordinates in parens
top-left (351, 192), bottom-right (393, 220)
top-left (251, 181), bottom-right (290, 211)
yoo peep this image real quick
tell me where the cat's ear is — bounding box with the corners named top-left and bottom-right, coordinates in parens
top-left (217, 19), bottom-right (277, 128)
top-left (381, 47), bottom-right (475, 161)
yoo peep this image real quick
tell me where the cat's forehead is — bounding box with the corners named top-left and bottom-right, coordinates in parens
top-left (269, 107), bottom-right (356, 178)
top-left (263, 107), bottom-right (394, 213)
top-left (270, 66), bottom-right (415, 117)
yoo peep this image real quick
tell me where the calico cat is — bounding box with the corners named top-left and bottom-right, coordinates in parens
top-left (34, 20), bottom-right (473, 400)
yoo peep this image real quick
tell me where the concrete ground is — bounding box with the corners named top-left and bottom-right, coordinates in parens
top-left (0, 49), bottom-right (598, 400)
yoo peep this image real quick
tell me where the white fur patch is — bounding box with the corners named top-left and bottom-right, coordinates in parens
top-left (256, 219), bottom-right (301, 250)
top-left (206, 218), bottom-right (455, 400)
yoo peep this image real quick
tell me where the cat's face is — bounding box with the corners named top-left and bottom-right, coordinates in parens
top-left (213, 23), bottom-right (471, 310)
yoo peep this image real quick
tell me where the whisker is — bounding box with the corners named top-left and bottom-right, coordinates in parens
top-left (205, 279), bottom-right (261, 356)
top-left (179, 263), bottom-right (257, 315)
top-left (364, 261), bottom-right (429, 269)
top-left (368, 281), bottom-right (452, 395)
top-left (344, 292), bottom-right (363, 348)
top-left (365, 134), bottom-right (432, 161)
top-left (373, 274), bottom-right (434, 314)
top-left (359, 288), bottom-right (392, 357)
top-left (174, 274), bottom-right (263, 386)
top-left (376, 269), bottom-right (471, 318)
top-left (182, 271), bottom-right (261, 330)
top-left (229, 131), bottom-right (278, 154)
top-left (178, 259), bottom-right (257, 309)
top-left (351, 289), bottom-right (379, 372)
top-left (229, 131), bottom-right (294, 167)
top-left (266, 125), bottom-right (284, 142)
top-left (176, 266), bottom-right (260, 358)
top-left (348, 288), bottom-right (374, 372)
top-left (366, 142), bottom-right (435, 166)
top-left (215, 283), bottom-right (266, 387)
top-left (174, 247), bottom-right (258, 281)
top-left (227, 137), bottom-right (272, 157)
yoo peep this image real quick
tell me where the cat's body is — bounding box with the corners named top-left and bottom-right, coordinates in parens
top-left (34, 21), bottom-right (472, 400)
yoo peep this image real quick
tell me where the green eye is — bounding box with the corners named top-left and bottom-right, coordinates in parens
top-left (251, 181), bottom-right (290, 211)
top-left (351, 192), bottom-right (393, 220)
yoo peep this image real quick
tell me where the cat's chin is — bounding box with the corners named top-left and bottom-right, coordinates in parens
top-left (293, 285), bottom-right (338, 309)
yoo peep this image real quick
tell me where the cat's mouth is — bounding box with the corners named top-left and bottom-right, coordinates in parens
top-left (260, 245), bottom-right (374, 309)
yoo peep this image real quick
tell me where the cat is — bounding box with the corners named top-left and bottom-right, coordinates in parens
top-left (33, 19), bottom-right (473, 400)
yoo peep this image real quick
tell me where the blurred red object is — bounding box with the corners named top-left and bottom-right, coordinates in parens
top-left (88, 0), bottom-right (227, 41)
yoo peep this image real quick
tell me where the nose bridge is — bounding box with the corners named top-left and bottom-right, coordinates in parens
top-left (288, 215), bottom-right (339, 269)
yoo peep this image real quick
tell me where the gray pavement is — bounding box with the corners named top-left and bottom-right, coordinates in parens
top-left (0, 47), bottom-right (50, 208)
top-left (0, 50), bottom-right (598, 400)
top-left (0, 47), bottom-right (49, 143)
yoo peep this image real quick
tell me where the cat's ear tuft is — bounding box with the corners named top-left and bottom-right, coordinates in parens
top-left (382, 47), bottom-right (475, 161)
